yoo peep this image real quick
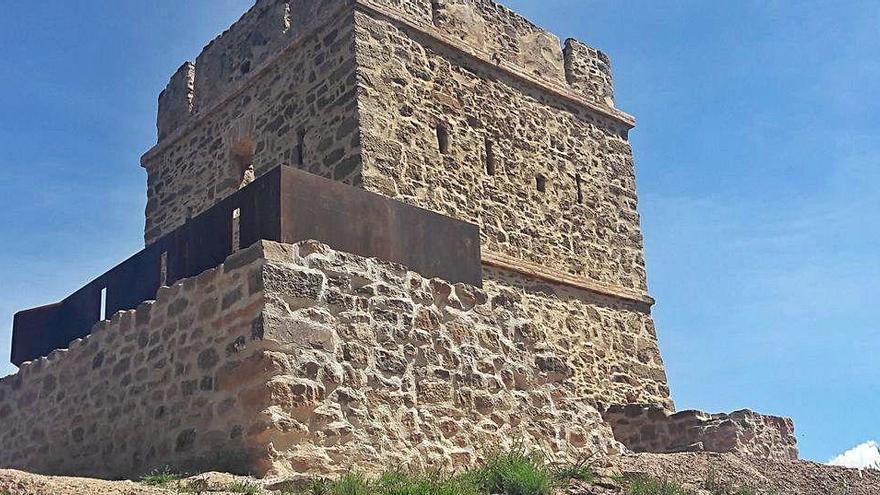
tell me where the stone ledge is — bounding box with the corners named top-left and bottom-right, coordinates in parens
top-left (482, 250), bottom-right (654, 308)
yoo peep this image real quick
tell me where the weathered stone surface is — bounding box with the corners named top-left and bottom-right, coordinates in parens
top-left (602, 404), bottom-right (798, 462)
top-left (142, 5), bottom-right (361, 244)
top-left (0, 241), bottom-right (630, 478)
top-left (0, 243), bottom-right (268, 479)
top-left (141, 0), bottom-right (646, 297)
top-left (254, 241), bottom-right (622, 476)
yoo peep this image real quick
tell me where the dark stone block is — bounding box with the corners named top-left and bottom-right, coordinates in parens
top-left (221, 287), bottom-right (243, 310)
top-left (198, 349), bottom-right (220, 370)
top-left (168, 298), bottom-right (190, 318)
top-left (175, 428), bottom-right (196, 452)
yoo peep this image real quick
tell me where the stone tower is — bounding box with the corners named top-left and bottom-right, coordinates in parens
top-left (144, 0), bottom-right (670, 409)
top-left (2, 0), bottom-right (693, 479)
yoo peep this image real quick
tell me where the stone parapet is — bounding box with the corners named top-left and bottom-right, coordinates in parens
top-left (157, 62), bottom-right (195, 141)
top-left (602, 404), bottom-right (798, 462)
top-left (142, 6), bottom-right (362, 245)
top-left (153, 0), bottom-right (628, 146)
top-left (564, 39), bottom-right (615, 108)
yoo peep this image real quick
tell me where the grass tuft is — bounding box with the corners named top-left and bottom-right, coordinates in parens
top-left (141, 469), bottom-right (182, 487)
top-left (227, 480), bottom-right (262, 494)
top-left (332, 472), bottom-right (372, 495)
top-left (131, 446), bottom-right (776, 495)
top-left (550, 454), bottom-right (597, 484)
top-left (627, 478), bottom-right (695, 495)
top-left (376, 470), bottom-right (482, 495)
top-left (295, 445), bottom-right (594, 495)
top-left (304, 477), bottom-right (334, 495)
top-left (472, 446), bottom-right (556, 495)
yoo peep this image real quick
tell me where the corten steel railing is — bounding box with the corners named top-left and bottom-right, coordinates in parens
top-left (11, 165), bottom-right (482, 366)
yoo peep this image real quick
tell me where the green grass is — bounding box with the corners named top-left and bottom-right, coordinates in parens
top-left (133, 448), bottom-right (773, 495)
top-left (294, 445), bottom-right (595, 495)
top-left (472, 447), bottom-right (556, 495)
top-left (141, 469), bottom-right (183, 487)
top-left (330, 473), bottom-right (371, 495)
top-left (626, 478), bottom-right (694, 495)
top-left (227, 480), bottom-right (263, 494)
top-left (623, 466), bottom-right (770, 495)
top-left (174, 479), bottom-right (207, 495)
top-left (550, 456), bottom-right (597, 484)
top-left (376, 470), bottom-right (482, 495)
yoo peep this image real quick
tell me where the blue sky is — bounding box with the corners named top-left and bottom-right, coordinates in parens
top-left (0, 0), bottom-right (877, 465)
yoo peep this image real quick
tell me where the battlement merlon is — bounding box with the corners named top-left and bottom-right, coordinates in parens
top-left (150, 0), bottom-right (632, 151)
top-left (157, 62), bottom-right (194, 141)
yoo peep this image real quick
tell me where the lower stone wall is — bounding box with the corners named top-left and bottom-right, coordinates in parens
top-left (0, 241), bottom-right (631, 479)
top-left (252, 241), bottom-right (620, 476)
top-left (602, 404), bottom-right (798, 461)
top-left (0, 245), bottom-right (268, 478)
top-left (483, 269), bottom-right (671, 411)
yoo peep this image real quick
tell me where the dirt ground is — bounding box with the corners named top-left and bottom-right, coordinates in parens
top-left (0, 471), bottom-right (269, 495)
top-left (1, 453), bottom-right (877, 495)
top-left (608, 452), bottom-right (880, 495)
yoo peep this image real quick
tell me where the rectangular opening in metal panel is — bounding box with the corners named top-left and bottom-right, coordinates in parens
top-left (99, 287), bottom-right (107, 321)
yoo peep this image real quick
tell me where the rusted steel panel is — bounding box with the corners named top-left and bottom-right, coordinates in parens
top-left (11, 165), bottom-right (481, 366)
top-left (11, 303), bottom-right (64, 367)
top-left (279, 167), bottom-right (482, 286)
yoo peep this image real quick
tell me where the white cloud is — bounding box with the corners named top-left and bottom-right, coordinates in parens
top-left (828, 441), bottom-right (880, 470)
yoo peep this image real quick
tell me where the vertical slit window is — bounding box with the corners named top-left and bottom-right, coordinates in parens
top-left (575, 173), bottom-right (584, 204)
top-left (100, 288), bottom-right (107, 321)
top-left (485, 138), bottom-right (496, 175)
top-left (431, 0), bottom-right (441, 25)
top-left (436, 124), bottom-right (450, 155)
top-left (232, 208), bottom-right (242, 253)
top-left (295, 129), bottom-right (306, 166)
top-left (536, 175), bottom-right (547, 193)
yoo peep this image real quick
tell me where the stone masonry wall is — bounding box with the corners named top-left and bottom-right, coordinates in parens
top-left (483, 269), bottom-right (670, 409)
top-left (140, 0), bottom-right (671, 414)
top-left (354, 10), bottom-right (647, 295)
top-left (348, 5), bottom-right (669, 406)
top-left (156, 0), bottom-right (619, 141)
top-left (0, 240), bottom-right (635, 478)
top-left (143, 5), bottom-right (361, 245)
top-left (602, 404), bottom-right (799, 462)
top-left (0, 243), bottom-right (268, 478)
top-left (250, 240), bottom-right (624, 475)
top-left (143, 0), bottom-right (631, 252)
top-left (564, 38), bottom-right (615, 107)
